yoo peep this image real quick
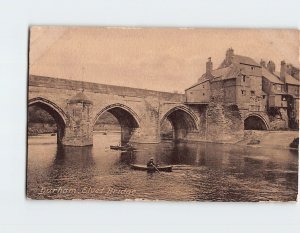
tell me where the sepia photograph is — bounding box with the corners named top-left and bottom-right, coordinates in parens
top-left (27, 26), bottom-right (299, 201)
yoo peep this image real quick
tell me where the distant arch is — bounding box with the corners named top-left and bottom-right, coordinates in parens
top-left (93, 103), bottom-right (140, 127)
top-left (160, 105), bottom-right (198, 141)
top-left (28, 97), bottom-right (67, 144)
top-left (93, 103), bottom-right (140, 143)
top-left (244, 113), bottom-right (269, 130)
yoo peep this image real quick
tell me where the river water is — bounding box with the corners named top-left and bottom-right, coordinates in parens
top-left (27, 132), bottom-right (298, 201)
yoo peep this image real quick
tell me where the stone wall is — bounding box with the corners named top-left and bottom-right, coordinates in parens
top-left (206, 102), bottom-right (243, 142)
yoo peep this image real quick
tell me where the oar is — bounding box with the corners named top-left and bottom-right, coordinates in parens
top-left (152, 164), bottom-right (160, 174)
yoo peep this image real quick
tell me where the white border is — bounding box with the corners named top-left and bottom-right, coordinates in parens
top-left (0, 0), bottom-right (299, 232)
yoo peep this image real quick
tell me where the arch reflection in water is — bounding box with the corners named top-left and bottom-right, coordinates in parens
top-left (27, 133), bottom-right (298, 201)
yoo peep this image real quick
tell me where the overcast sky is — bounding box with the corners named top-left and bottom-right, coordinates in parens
top-left (30, 27), bottom-right (299, 93)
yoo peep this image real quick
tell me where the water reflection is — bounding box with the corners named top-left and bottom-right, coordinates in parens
top-left (27, 133), bottom-right (298, 201)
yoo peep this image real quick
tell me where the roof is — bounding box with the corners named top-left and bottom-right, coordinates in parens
top-left (185, 78), bottom-right (209, 91)
top-left (286, 73), bottom-right (299, 85)
top-left (68, 91), bottom-right (93, 104)
top-left (274, 71), bottom-right (300, 86)
top-left (211, 66), bottom-right (232, 78)
top-left (185, 65), bottom-right (241, 90)
top-left (262, 68), bottom-right (284, 84)
top-left (232, 55), bottom-right (260, 67)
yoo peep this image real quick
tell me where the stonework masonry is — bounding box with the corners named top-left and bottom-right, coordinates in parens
top-left (29, 48), bottom-right (299, 146)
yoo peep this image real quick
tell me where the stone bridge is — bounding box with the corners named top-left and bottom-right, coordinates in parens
top-left (29, 75), bottom-right (207, 146)
top-left (29, 76), bottom-right (271, 146)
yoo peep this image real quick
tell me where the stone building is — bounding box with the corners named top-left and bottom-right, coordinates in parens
top-left (262, 60), bottom-right (299, 128)
top-left (185, 48), bottom-right (299, 131)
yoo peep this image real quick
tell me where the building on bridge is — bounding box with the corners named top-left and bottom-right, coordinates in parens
top-left (185, 48), bottom-right (299, 131)
top-left (28, 49), bottom-right (299, 147)
top-left (262, 60), bottom-right (299, 128)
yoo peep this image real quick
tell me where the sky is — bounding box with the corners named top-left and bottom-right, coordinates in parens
top-left (29, 27), bottom-right (299, 93)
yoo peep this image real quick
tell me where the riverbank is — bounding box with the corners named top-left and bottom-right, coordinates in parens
top-left (239, 130), bottom-right (299, 150)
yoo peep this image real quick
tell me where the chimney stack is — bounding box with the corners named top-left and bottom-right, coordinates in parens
top-left (280, 60), bottom-right (286, 83)
top-left (206, 57), bottom-right (213, 76)
top-left (260, 59), bottom-right (266, 68)
top-left (266, 61), bottom-right (276, 73)
top-left (225, 48), bottom-right (234, 66)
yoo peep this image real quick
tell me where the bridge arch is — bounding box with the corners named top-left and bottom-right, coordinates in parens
top-left (244, 113), bottom-right (270, 130)
top-left (160, 105), bottom-right (198, 141)
top-left (93, 103), bottom-right (140, 144)
top-left (28, 97), bottom-right (68, 144)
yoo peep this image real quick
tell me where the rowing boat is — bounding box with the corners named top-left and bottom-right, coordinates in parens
top-left (130, 164), bottom-right (172, 172)
top-left (110, 145), bottom-right (136, 151)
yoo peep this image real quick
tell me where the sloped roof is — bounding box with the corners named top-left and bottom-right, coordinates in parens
top-left (185, 65), bottom-right (241, 90)
top-left (286, 73), bottom-right (299, 85)
top-left (185, 78), bottom-right (209, 90)
top-left (262, 68), bottom-right (284, 84)
top-left (233, 55), bottom-right (260, 67)
top-left (274, 71), bottom-right (300, 86)
top-left (68, 91), bottom-right (93, 104)
top-left (211, 66), bottom-right (232, 78)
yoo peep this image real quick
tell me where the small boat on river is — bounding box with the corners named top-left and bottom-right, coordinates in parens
top-left (110, 145), bottom-right (136, 151)
top-left (130, 164), bottom-right (172, 172)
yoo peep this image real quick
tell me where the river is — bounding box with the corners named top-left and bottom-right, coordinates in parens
top-left (27, 132), bottom-right (298, 201)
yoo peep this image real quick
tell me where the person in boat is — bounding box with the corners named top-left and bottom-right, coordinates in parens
top-left (147, 157), bottom-right (156, 168)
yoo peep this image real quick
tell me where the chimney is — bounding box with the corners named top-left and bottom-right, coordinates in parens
top-left (260, 59), bottom-right (266, 68)
top-left (267, 60), bottom-right (275, 73)
top-left (225, 48), bottom-right (234, 66)
top-left (280, 60), bottom-right (286, 83)
top-left (206, 57), bottom-right (213, 76)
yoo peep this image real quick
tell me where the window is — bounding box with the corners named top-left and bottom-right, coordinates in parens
top-left (251, 67), bottom-right (255, 70)
top-left (203, 93), bottom-right (205, 96)
top-left (251, 91), bottom-right (255, 96)
top-left (241, 90), bottom-right (246, 95)
top-left (276, 85), bottom-right (281, 91)
top-left (263, 95), bottom-right (265, 99)
top-left (242, 75), bottom-right (246, 82)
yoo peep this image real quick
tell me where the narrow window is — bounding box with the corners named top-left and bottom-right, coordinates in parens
top-left (242, 76), bottom-right (246, 82)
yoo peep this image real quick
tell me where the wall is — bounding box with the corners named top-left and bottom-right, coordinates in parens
top-left (224, 79), bottom-right (236, 103)
top-left (287, 84), bottom-right (299, 97)
top-left (239, 64), bottom-right (262, 77)
top-left (248, 76), bottom-right (265, 112)
top-left (30, 75), bottom-right (185, 102)
top-left (206, 102), bottom-right (243, 142)
top-left (268, 95), bottom-right (287, 108)
top-left (185, 81), bottom-right (210, 103)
